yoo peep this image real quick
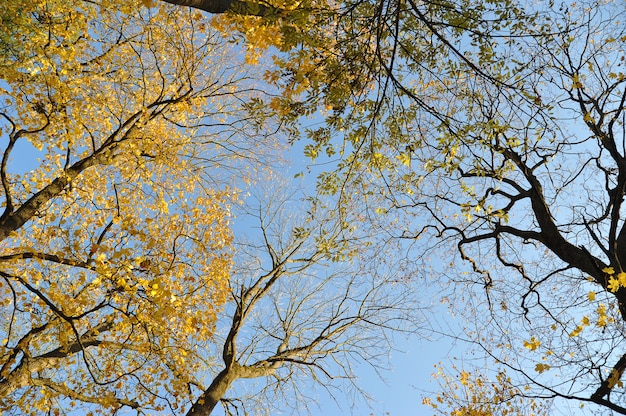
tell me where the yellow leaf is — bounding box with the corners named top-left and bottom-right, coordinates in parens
top-left (523, 337), bottom-right (540, 351)
top-left (608, 369), bottom-right (624, 389)
top-left (396, 153), bottom-right (412, 166)
top-left (459, 371), bottom-right (470, 386)
top-left (569, 325), bottom-right (583, 337)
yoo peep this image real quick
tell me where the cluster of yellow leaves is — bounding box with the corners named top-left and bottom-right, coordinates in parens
top-left (523, 336), bottom-right (540, 351)
top-left (210, 0), bottom-right (383, 125)
top-left (571, 73), bottom-right (584, 89)
top-left (425, 364), bottom-right (548, 416)
top-left (0, 0), bottom-right (259, 413)
top-left (211, 14), bottom-right (285, 65)
top-left (568, 302), bottom-right (612, 339)
top-left (540, 268), bottom-right (622, 346)
top-left (602, 266), bottom-right (626, 293)
top-left (520, 336), bottom-right (550, 374)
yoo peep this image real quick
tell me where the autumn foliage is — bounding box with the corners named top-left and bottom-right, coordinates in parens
top-left (424, 365), bottom-right (549, 416)
top-left (5, 0), bottom-right (626, 414)
top-left (0, 0), bottom-right (261, 413)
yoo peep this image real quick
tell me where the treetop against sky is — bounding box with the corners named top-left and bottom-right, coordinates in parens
top-left (2, 0), bottom-right (626, 415)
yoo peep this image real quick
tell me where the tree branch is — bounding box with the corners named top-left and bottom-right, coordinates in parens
top-left (160, 0), bottom-right (281, 16)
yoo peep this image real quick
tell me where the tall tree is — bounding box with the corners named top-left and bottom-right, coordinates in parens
top-left (0, 0), bottom-right (275, 413)
top-left (186, 181), bottom-right (417, 415)
top-left (333, 1), bottom-right (626, 414)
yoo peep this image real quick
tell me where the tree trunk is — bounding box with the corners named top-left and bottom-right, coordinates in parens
top-left (185, 366), bottom-right (237, 416)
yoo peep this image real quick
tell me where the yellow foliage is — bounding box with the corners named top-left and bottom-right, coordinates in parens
top-left (602, 268), bottom-right (626, 292)
top-left (608, 369), bottom-right (624, 389)
top-left (211, 15), bottom-right (284, 65)
top-left (608, 277), bottom-right (620, 292)
top-left (596, 303), bottom-right (612, 327)
top-left (523, 337), bottom-right (540, 351)
top-left (569, 325), bottom-right (584, 338)
top-left (0, 0), bottom-right (268, 412)
top-left (571, 73), bottom-right (583, 89)
top-left (427, 364), bottom-right (549, 416)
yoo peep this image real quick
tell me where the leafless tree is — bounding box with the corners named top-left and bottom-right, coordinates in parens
top-left (186, 180), bottom-right (420, 415)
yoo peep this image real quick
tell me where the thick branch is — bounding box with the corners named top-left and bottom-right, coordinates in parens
top-left (0, 143), bottom-right (120, 242)
top-left (502, 148), bottom-right (605, 279)
top-left (591, 352), bottom-right (626, 403)
top-left (0, 320), bottom-right (113, 400)
top-left (0, 252), bottom-right (94, 270)
top-left (160, 0), bottom-right (281, 16)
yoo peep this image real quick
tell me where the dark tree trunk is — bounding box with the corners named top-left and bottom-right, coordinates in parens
top-left (185, 367), bottom-right (237, 416)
